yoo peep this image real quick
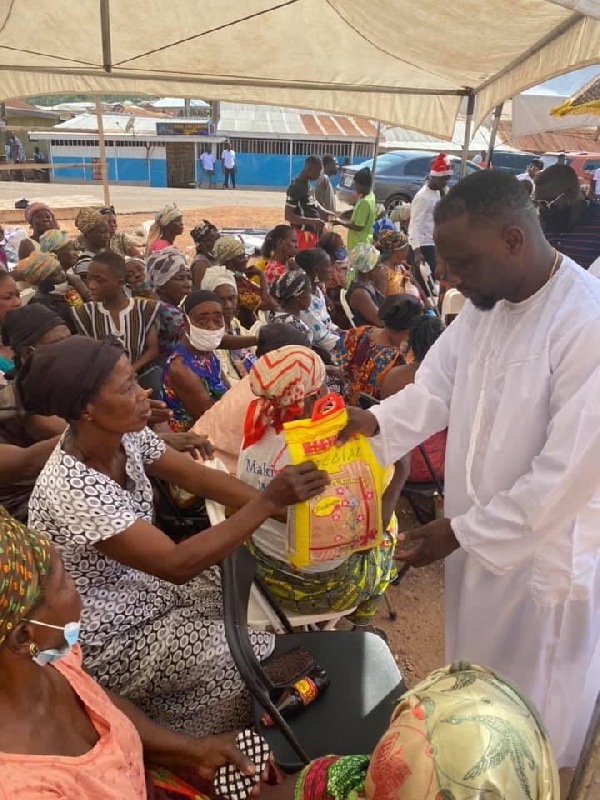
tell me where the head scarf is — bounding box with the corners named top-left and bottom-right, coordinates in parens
top-left (146, 245), bottom-right (188, 289)
top-left (270, 271), bottom-right (310, 305)
top-left (201, 265), bottom-right (237, 294)
top-left (17, 335), bottom-right (124, 421)
top-left (378, 229), bottom-right (408, 257)
top-left (213, 236), bottom-right (245, 265)
top-left (3, 305), bottom-right (66, 363)
top-left (155, 204), bottom-right (181, 228)
top-left (16, 252), bottom-right (61, 285)
top-left (0, 507), bottom-right (52, 648)
top-left (349, 243), bottom-right (380, 274)
top-left (75, 207), bottom-right (105, 235)
top-left (40, 230), bottom-right (71, 254)
top-left (24, 202), bottom-right (53, 225)
top-left (190, 220), bottom-right (217, 243)
top-left (244, 345), bottom-right (326, 446)
top-left (295, 662), bottom-right (559, 800)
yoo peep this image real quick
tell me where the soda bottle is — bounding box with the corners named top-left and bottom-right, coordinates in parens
top-left (261, 667), bottom-right (330, 727)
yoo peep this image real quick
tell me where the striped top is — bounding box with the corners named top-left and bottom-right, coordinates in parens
top-left (71, 298), bottom-right (159, 363)
top-left (543, 202), bottom-right (600, 270)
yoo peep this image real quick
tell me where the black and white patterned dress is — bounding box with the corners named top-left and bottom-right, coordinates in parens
top-left (28, 427), bottom-right (273, 736)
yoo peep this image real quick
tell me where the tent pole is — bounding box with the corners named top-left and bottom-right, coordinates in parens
top-left (485, 103), bottom-right (504, 168)
top-left (372, 121), bottom-right (382, 177)
top-left (95, 95), bottom-right (111, 207)
top-left (460, 93), bottom-right (476, 179)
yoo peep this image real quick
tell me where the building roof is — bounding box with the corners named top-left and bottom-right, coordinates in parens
top-left (382, 118), bottom-right (516, 153)
top-left (217, 103), bottom-right (377, 139)
top-left (152, 98), bottom-right (209, 109)
top-left (5, 98), bottom-right (61, 119)
top-left (498, 121), bottom-right (600, 153)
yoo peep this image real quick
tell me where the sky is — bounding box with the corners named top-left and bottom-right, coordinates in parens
top-left (540, 65), bottom-right (600, 95)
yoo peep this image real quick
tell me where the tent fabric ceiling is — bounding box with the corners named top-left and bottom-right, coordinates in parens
top-left (0, 1), bottom-right (599, 139)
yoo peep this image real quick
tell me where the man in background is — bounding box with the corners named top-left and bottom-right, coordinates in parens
top-left (516, 158), bottom-right (544, 194)
top-left (315, 155), bottom-right (338, 215)
top-left (199, 146), bottom-right (216, 188)
top-left (472, 149), bottom-right (486, 166)
top-left (285, 155), bottom-right (334, 250)
top-left (221, 141), bottom-right (236, 189)
top-left (33, 146), bottom-right (46, 182)
top-left (590, 162), bottom-right (600, 200)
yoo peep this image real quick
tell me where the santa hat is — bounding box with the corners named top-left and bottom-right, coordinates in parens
top-left (430, 153), bottom-right (453, 177)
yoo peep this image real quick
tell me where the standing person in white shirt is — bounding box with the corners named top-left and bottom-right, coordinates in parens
top-left (339, 170), bottom-right (600, 781)
top-left (516, 158), bottom-right (544, 195)
top-left (199, 146), bottom-right (216, 188)
top-left (590, 164), bottom-right (600, 199)
top-left (221, 141), bottom-right (236, 190)
top-left (408, 153), bottom-right (453, 297)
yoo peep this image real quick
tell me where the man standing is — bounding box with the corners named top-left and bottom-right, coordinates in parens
top-left (535, 164), bottom-right (600, 270)
top-left (590, 163), bottom-right (600, 199)
top-left (221, 141), bottom-right (236, 189)
top-left (472, 150), bottom-right (486, 166)
top-left (199, 146), bottom-right (216, 188)
top-left (516, 158), bottom-right (544, 194)
top-left (285, 155), bottom-right (331, 250)
top-left (315, 155), bottom-right (338, 214)
top-left (341, 170), bottom-right (600, 773)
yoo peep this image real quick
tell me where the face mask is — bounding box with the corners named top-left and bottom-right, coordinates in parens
top-left (25, 619), bottom-right (81, 666)
top-left (187, 320), bottom-right (225, 351)
top-left (334, 247), bottom-right (347, 262)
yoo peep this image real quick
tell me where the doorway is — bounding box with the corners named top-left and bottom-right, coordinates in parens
top-left (166, 142), bottom-right (195, 188)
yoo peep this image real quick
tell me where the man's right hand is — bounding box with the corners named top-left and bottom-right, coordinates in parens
top-left (337, 406), bottom-right (379, 445)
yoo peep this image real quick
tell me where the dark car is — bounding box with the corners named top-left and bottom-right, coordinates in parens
top-left (336, 150), bottom-right (481, 212)
top-left (488, 151), bottom-right (535, 175)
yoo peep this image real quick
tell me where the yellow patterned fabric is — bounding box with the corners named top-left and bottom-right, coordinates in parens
top-left (75, 207), bottom-right (105, 235)
top-left (16, 252), bottom-right (61, 284)
top-left (0, 506), bottom-right (52, 647)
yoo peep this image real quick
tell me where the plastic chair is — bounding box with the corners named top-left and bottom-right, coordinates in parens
top-left (339, 288), bottom-right (356, 328)
top-left (220, 544), bottom-right (406, 772)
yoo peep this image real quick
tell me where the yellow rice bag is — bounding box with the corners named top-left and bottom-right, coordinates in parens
top-left (283, 393), bottom-right (387, 568)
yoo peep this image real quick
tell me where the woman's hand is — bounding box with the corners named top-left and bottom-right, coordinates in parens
top-left (263, 462), bottom-right (329, 508)
top-left (186, 732), bottom-right (258, 782)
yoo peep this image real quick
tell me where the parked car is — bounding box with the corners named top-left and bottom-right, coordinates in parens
top-left (487, 151), bottom-right (535, 174)
top-left (542, 151), bottom-right (600, 190)
top-left (336, 150), bottom-right (481, 212)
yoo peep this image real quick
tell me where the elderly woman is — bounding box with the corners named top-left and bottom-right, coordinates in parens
top-left (146, 204), bottom-right (185, 256)
top-left (237, 346), bottom-right (398, 630)
top-left (345, 244), bottom-right (386, 327)
top-left (268, 271), bottom-right (314, 343)
top-left (17, 202), bottom-right (58, 260)
top-left (0, 271), bottom-right (21, 372)
top-left (99, 205), bottom-right (143, 258)
top-left (74, 208), bottom-right (111, 280)
top-left (201, 265), bottom-right (257, 385)
top-left (377, 229), bottom-right (423, 299)
top-left (18, 335), bottom-right (327, 737)
top-left (16, 251), bottom-right (86, 331)
top-left (274, 661), bottom-right (559, 800)
top-left (0, 507), bottom-right (277, 799)
top-left (146, 246), bottom-right (192, 361)
top-left (190, 220), bottom-right (220, 287)
top-left (209, 236), bottom-right (274, 326)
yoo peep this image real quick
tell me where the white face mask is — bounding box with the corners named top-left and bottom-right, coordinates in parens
top-left (186, 319), bottom-right (225, 352)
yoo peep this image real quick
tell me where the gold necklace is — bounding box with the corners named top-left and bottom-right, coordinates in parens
top-left (547, 249), bottom-right (561, 283)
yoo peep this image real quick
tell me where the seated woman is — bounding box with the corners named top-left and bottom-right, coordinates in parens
top-left (345, 244), bottom-right (386, 327)
top-left (18, 335), bottom-right (327, 737)
top-left (268, 271), bottom-right (314, 343)
top-left (318, 230), bottom-right (349, 330)
top-left (161, 290), bottom-right (230, 430)
top-left (146, 246), bottom-right (192, 362)
top-left (190, 220), bottom-right (220, 288)
top-left (200, 265), bottom-right (257, 385)
top-left (260, 225), bottom-right (298, 285)
top-left (125, 257), bottom-right (156, 300)
top-left (17, 251), bottom-right (86, 331)
top-left (18, 202), bottom-right (58, 260)
top-left (381, 312), bottom-right (446, 484)
top-left (377, 229), bottom-right (423, 300)
top-left (73, 208), bottom-right (111, 280)
top-left (237, 346), bottom-right (399, 631)
top-left (100, 205), bottom-right (144, 258)
top-left (146, 204), bottom-right (185, 257)
top-left (40, 229), bottom-right (80, 275)
top-left (0, 507), bottom-right (277, 800)
top-left (270, 661), bottom-right (559, 800)
top-left (341, 294), bottom-right (423, 404)
top-left (0, 271), bottom-right (22, 372)
top-left (296, 248), bottom-right (340, 354)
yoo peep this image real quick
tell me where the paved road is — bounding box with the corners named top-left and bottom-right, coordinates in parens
top-left (0, 182), bottom-right (286, 213)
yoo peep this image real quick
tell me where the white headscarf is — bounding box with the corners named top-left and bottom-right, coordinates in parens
top-left (201, 265), bottom-right (238, 293)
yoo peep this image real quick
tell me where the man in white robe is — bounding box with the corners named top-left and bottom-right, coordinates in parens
top-left (342, 170), bottom-right (600, 769)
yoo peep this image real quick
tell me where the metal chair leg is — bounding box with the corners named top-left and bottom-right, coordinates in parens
top-left (383, 592), bottom-right (397, 622)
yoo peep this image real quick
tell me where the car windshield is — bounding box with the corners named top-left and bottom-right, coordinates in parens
top-left (353, 153), bottom-right (408, 172)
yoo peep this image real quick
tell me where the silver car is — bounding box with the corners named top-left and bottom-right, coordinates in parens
top-left (336, 150), bottom-right (481, 212)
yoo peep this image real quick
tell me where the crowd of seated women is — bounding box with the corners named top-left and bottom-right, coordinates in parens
top-left (0, 198), bottom-right (545, 800)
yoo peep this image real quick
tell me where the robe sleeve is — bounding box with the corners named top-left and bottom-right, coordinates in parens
top-left (452, 319), bottom-right (600, 575)
top-left (370, 314), bottom-right (460, 465)
top-left (408, 191), bottom-right (429, 250)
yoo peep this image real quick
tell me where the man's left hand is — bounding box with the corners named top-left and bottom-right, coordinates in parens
top-left (395, 517), bottom-right (459, 568)
top-left (162, 432), bottom-right (215, 461)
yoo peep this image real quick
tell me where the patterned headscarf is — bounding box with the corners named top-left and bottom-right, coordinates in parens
top-left (75, 207), bottom-right (105, 235)
top-left (213, 236), bottom-right (245, 265)
top-left (16, 252), bottom-right (61, 285)
top-left (349, 243), bottom-right (380, 273)
top-left (0, 506), bottom-right (52, 648)
top-left (155, 204), bottom-right (182, 228)
top-left (201, 265), bottom-right (237, 294)
top-left (378, 229), bottom-right (408, 256)
top-left (270, 271), bottom-right (310, 305)
top-left (244, 345), bottom-right (326, 446)
top-left (24, 202), bottom-right (54, 225)
top-left (296, 662), bottom-right (559, 800)
top-left (40, 230), bottom-right (71, 254)
top-left (190, 220), bottom-right (218, 243)
top-left (146, 245), bottom-right (188, 289)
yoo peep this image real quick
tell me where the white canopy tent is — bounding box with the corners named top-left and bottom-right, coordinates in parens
top-left (512, 85), bottom-right (600, 137)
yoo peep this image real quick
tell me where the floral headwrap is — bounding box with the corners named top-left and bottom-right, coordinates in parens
top-left (0, 507), bottom-right (52, 648)
top-left (244, 345), bottom-right (326, 446)
top-left (16, 252), bottom-right (61, 285)
top-left (270, 271), bottom-right (310, 305)
top-left (24, 202), bottom-right (54, 225)
top-left (190, 220), bottom-right (218, 243)
top-left (378, 229), bottom-right (408, 256)
top-left (146, 246), bottom-right (188, 289)
top-left (40, 230), bottom-right (71, 254)
top-left (213, 236), bottom-right (245, 265)
top-left (75, 207), bottom-right (105, 235)
top-left (345, 243), bottom-right (380, 288)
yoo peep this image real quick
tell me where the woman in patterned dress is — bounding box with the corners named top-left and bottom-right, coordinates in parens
top-left (19, 335), bottom-right (327, 738)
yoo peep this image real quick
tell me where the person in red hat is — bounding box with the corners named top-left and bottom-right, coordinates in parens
top-left (408, 153), bottom-right (453, 299)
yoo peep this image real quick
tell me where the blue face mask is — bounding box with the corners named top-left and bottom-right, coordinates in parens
top-left (334, 247), bottom-right (347, 262)
top-left (25, 619), bottom-right (81, 666)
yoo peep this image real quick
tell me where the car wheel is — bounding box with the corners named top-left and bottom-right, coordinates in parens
top-left (385, 194), bottom-right (411, 213)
